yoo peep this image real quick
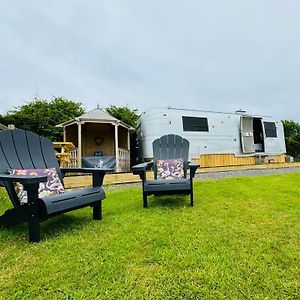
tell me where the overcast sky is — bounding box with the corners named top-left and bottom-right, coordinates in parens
top-left (1, 0), bottom-right (300, 121)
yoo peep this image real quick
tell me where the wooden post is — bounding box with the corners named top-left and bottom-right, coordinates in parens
top-left (127, 130), bottom-right (130, 151)
top-left (115, 123), bottom-right (119, 172)
top-left (78, 121), bottom-right (82, 168)
top-left (63, 127), bottom-right (66, 142)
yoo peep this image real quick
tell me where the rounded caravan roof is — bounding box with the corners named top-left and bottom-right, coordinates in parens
top-left (139, 107), bottom-right (274, 120)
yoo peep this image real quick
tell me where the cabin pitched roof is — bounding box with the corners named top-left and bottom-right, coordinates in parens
top-left (56, 107), bottom-right (133, 130)
top-left (78, 108), bottom-right (119, 122)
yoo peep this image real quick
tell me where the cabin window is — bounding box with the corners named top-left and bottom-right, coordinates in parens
top-left (182, 116), bottom-right (209, 132)
top-left (264, 122), bottom-right (277, 138)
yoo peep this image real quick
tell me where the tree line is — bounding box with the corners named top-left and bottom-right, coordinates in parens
top-left (0, 97), bottom-right (299, 160)
top-left (0, 97), bottom-right (139, 141)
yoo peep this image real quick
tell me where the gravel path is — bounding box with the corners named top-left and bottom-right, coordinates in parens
top-left (195, 166), bottom-right (300, 180)
top-left (106, 166), bottom-right (300, 189)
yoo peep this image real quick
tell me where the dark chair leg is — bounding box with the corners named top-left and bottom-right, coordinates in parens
top-left (28, 216), bottom-right (40, 243)
top-left (190, 182), bottom-right (194, 207)
top-left (190, 192), bottom-right (194, 207)
top-left (143, 193), bottom-right (148, 208)
top-left (93, 201), bottom-right (102, 220)
top-left (26, 183), bottom-right (41, 243)
top-left (189, 177), bottom-right (195, 207)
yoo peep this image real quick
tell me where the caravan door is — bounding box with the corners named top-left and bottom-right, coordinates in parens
top-left (240, 116), bottom-right (255, 153)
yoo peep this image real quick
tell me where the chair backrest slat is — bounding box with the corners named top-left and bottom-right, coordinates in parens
top-left (26, 131), bottom-right (47, 169)
top-left (174, 135), bottom-right (184, 159)
top-left (181, 138), bottom-right (189, 161)
top-left (40, 136), bottom-right (63, 182)
top-left (11, 129), bottom-right (35, 169)
top-left (158, 135), bottom-right (169, 159)
top-left (0, 131), bottom-right (20, 206)
top-left (0, 135), bottom-right (13, 173)
top-left (0, 130), bottom-right (23, 169)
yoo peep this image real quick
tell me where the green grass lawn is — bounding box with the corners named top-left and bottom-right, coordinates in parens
top-left (0, 173), bottom-right (299, 299)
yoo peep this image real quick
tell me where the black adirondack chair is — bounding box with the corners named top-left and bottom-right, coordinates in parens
top-left (0, 129), bottom-right (112, 242)
top-left (132, 134), bottom-right (199, 207)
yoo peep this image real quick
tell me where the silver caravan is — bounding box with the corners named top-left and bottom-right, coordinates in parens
top-left (137, 107), bottom-right (286, 167)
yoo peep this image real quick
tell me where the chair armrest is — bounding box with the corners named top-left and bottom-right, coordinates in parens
top-left (132, 162), bottom-right (153, 173)
top-left (60, 168), bottom-right (113, 187)
top-left (0, 174), bottom-right (47, 200)
top-left (188, 162), bottom-right (200, 179)
top-left (60, 168), bottom-right (114, 175)
top-left (0, 174), bottom-right (48, 184)
top-left (132, 162), bottom-right (153, 180)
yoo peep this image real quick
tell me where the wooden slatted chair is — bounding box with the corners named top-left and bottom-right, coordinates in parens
top-left (132, 134), bottom-right (199, 207)
top-left (0, 129), bottom-right (112, 242)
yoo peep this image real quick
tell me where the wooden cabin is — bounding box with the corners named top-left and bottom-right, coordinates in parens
top-left (56, 108), bottom-right (133, 172)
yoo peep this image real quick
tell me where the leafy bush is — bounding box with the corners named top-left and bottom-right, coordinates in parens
top-left (0, 97), bottom-right (85, 141)
top-left (282, 120), bottom-right (300, 161)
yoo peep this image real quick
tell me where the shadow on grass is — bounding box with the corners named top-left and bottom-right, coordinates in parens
top-left (41, 212), bottom-right (93, 234)
top-left (150, 195), bottom-right (190, 208)
top-left (1, 209), bottom-right (98, 242)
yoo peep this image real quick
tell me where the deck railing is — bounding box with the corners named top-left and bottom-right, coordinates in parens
top-left (54, 143), bottom-right (130, 171)
top-left (118, 148), bottom-right (130, 172)
top-left (53, 142), bottom-right (78, 168)
top-left (69, 148), bottom-right (78, 167)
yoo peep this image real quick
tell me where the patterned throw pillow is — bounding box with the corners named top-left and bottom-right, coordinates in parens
top-left (156, 159), bottom-right (184, 180)
top-left (9, 168), bottom-right (65, 204)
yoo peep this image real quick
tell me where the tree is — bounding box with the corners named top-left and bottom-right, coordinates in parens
top-left (0, 97), bottom-right (85, 141)
top-left (105, 105), bottom-right (139, 129)
top-left (282, 120), bottom-right (300, 160)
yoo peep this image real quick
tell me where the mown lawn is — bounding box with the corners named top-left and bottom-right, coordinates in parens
top-left (0, 173), bottom-right (299, 299)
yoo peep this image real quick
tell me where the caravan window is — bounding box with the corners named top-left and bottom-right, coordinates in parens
top-left (182, 116), bottom-right (209, 132)
top-left (264, 122), bottom-right (277, 138)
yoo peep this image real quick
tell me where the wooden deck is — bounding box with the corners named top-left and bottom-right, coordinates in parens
top-left (63, 162), bottom-right (300, 189)
top-left (192, 154), bottom-right (286, 167)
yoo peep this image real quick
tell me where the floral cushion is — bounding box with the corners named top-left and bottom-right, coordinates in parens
top-left (156, 159), bottom-right (184, 180)
top-left (9, 168), bottom-right (65, 204)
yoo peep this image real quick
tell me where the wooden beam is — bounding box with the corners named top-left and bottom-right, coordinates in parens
top-left (63, 127), bottom-right (66, 142)
top-left (77, 122), bottom-right (82, 168)
top-left (115, 123), bottom-right (119, 172)
top-left (127, 130), bottom-right (130, 151)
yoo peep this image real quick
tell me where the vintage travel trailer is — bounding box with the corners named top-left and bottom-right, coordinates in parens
top-left (137, 107), bottom-right (287, 167)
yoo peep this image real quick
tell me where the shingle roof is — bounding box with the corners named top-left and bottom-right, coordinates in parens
top-left (56, 107), bottom-right (133, 130)
top-left (78, 108), bottom-right (118, 122)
